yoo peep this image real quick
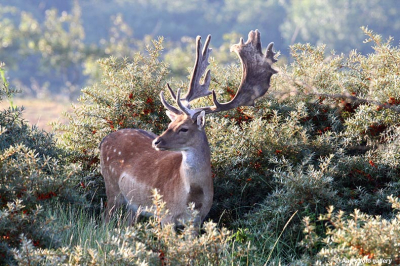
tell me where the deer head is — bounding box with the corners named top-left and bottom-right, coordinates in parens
top-left (152, 111), bottom-right (206, 152)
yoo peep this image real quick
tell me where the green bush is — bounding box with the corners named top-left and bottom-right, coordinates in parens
top-left (245, 28), bottom-right (400, 263)
top-left (0, 64), bottom-right (81, 264)
top-left (52, 28), bottom-right (400, 263)
top-left (300, 196), bottom-right (400, 264)
top-left (207, 27), bottom-right (400, 262)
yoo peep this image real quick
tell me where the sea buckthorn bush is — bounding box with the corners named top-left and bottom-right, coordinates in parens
top-left (208, 27), bottom-right (400, 262)
top-left (300, 196), bottom-right (400, 264)
top-left (0, 64), bottom-right (81, 265)
top-left (4, 27), bottom-right (400, 264)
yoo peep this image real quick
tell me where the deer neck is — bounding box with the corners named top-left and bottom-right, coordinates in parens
top-left (179, 132), bottom-right (211, 190)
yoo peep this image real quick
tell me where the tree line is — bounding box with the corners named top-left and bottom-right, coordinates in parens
top-left (1, 0), bottom-right (399, 98)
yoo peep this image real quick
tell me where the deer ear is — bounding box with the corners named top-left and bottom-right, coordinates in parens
top-left (196, 111), bottom-right (206, 129)
top-left (166, 111), bottom-right (178, 122)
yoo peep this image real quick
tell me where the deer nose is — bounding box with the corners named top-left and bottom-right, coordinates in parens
top-left (152, 137), bottom-right (163, 149)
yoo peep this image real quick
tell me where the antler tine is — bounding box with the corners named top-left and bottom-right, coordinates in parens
top-left (266, 42), bottom-right (278, 63)
top-left (181, 35), bottom-right (213, 105)
top-left (160, 90), bottom-right (181, 115)
top-left (176, 88), bottom-right (190, 115)
top-left (160, 85), bottom-right (197, 117)
top-left (190, 29), bottom-right (278, 117)
top-left (166, 83), bottom-right (177, 100)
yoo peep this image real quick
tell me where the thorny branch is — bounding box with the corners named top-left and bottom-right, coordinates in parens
top-left (274, 76), bottom-right (400, 113)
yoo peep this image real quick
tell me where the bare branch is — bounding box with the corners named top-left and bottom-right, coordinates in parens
top-left (311, 92), bottom-right (400, 113)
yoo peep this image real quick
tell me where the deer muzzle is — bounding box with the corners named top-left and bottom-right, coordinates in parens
top-left (152, 137), bottom-right (166, 151)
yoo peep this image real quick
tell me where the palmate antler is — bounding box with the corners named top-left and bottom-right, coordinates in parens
top-left (160, 29), bottom-right (277, 118)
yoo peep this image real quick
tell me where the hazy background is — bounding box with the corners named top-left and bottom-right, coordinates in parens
top-left (1, 0), bottom-right (399, 114)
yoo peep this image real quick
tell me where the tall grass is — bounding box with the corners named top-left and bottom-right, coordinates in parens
top-left (22, 194), bottom-right (241, 265)
top-left (48, 203), bottom-right (129, 249)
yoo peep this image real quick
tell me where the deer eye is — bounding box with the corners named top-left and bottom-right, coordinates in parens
top-left (179, 128), bottom-right (188, 133)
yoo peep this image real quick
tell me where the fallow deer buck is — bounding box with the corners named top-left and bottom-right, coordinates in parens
top-left (100, 29), bottom-right (277, 228)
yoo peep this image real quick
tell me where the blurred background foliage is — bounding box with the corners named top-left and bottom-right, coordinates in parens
top-left (0, 0), bottom-right (400, 100)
